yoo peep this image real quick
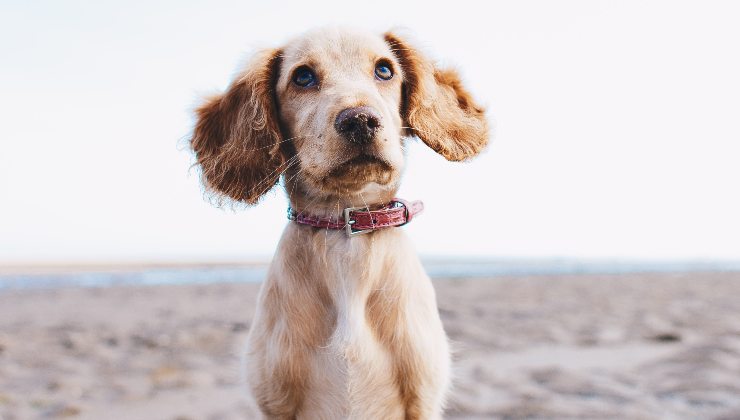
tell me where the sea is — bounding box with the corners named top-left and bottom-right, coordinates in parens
top-left (2, 258), bottom-right (740, 291)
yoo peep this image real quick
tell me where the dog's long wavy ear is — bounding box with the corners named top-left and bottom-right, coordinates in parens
top-left (385, 32), bottom-right (489, 161)
top-left (190, 48), bottom-right (284, 205)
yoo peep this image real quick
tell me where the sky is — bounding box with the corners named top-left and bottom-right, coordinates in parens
top-left (1, 0), bottom-right (739, 264)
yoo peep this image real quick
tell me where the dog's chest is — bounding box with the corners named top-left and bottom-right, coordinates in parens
top-left (302, 286), bottom-right (405, 418)
top-left (299, 234), bottom-right (408, 417)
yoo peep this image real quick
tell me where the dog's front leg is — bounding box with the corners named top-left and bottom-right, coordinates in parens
top-left (394, 318), bottom-right (450, 419)
top-left (247, 320), bottom-right (310, 419)
top-left (246, 258), bottom-right (336, 420)
top-left (246, 277), bottom-right (327, 419)
top-left (367, 278), bottom-right (451, 420)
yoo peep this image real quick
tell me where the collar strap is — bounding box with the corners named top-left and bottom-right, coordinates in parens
top-left (288, 198), bottom-right (424, 236)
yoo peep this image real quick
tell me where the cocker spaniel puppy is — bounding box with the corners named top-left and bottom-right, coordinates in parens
top-left (190, 27), bottom-right (488, 420)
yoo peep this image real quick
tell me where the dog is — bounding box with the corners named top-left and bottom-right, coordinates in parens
top-left (189, 27), bottom-right (488, 420)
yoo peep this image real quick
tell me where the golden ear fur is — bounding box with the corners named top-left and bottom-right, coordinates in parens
top-left (190, 49), bottom-right (284, 205)
top-left (385, 32), bottom-right (489, 161)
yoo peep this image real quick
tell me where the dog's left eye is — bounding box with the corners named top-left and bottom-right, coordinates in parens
top-left (293, 66), bottom-right (317, 87)
top-left (374, 62), bottom-right (393, 81)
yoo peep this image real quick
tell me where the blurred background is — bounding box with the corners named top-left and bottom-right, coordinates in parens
top-left (2, 1), bottom-right (740, 419)
top-left (2, 0), bottom-right (740, 266)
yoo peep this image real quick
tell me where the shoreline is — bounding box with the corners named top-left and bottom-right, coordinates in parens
top-left (3, 258), bottom-right (740, 291)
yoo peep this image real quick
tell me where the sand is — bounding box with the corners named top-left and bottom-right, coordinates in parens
top-left (1, 272), bottom-right (740, 419)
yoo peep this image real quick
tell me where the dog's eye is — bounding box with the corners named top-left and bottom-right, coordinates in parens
top-left (293, 66), bottom-right (317, 87)
top-left (374, 62), bottom-right (393, 81)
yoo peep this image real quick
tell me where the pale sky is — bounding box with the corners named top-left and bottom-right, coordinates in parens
top-left (1, 0), bottom-right (739, 264)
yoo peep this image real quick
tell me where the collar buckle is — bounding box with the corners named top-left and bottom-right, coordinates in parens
top-left (343, 206), bottom-right (374, 237)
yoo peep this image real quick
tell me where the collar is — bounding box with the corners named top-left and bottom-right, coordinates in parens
top-left (287, 198), bottom-right (424, 236)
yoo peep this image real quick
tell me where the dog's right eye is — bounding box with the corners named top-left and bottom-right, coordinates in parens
top-left (292, 66), bottom-right (317, 87)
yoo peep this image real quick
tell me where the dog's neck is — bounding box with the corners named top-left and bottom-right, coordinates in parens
top-left (285, 180), bottom-right (400, 220)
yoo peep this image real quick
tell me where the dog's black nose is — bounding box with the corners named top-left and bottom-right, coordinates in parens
top-left (334, 106), bottom-right (381, 145)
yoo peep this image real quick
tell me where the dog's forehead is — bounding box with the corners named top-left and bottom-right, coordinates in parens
top-left (281, 28), bottom-right (393, 69)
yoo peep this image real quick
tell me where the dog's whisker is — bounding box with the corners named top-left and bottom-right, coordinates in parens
top-left (287, 170), bottom-right (301, 203)
top-left (245, 134), bottom-right (309, 152)
top-left (248, 154), bottom-right (302, 196)
top-left (287, 171), bottom-right (330, 218)
top-left (296, 188), bottom-right (331, 219)
top-left (356, 191), bottom-right (377, 249)
top-left (283, 165), bottom-right (306, 192)
top-left (401, 125), bottom-right (465, 152)
top-left (401, 125), bottom-right (439, 136)
top-left (357, 192), bottom-right (373, 225)
top-left (249, 154), bottom-right (299, 193)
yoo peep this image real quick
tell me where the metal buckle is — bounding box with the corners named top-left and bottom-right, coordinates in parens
top-left (391, 200), bottom-right (409, 226)
top-left (343, 206), bottom-right (373, 237)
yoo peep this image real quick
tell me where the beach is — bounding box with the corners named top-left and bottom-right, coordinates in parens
top-left (1, 272), bottom-right (740, 419)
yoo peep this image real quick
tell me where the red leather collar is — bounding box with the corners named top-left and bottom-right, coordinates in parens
top-left (288, 198), bottom-right (424, 236)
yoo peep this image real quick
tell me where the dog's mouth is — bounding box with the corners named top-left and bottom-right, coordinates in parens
top-left (329, 153), bottom-right (393, 177)
top-left (331, 153), bottom-right (393, 173)
top-left (318, 152), bottom-right (395, 190)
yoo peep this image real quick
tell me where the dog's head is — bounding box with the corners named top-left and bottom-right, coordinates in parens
top-left (190, 28), bottom-right (488, 207)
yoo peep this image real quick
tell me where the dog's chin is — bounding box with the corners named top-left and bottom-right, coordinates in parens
top-left (318, 154), bottom-right (397, 192)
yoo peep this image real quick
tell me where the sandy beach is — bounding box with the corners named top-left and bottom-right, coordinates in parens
top-left (1, 272), bottom-right (740, 419)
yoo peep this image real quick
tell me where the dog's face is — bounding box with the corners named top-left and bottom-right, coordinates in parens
top-left (190, 28), bottom-right (489, 208)
top-left (276, 29), bottom-right (405, 197)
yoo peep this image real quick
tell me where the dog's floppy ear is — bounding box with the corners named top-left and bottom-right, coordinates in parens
top-left (190, 48), bottom-right (284, 205)
top-left (385, 32), bottom-right (489, 161)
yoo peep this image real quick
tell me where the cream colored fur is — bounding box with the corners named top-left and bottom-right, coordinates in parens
top-left (189, 27), bottom-right (489, 419)
top-left (247, 222), bottom-right (449, 419)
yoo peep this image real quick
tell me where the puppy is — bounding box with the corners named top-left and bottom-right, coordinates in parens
top-left (190, 27), bottom-right (488, 420)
